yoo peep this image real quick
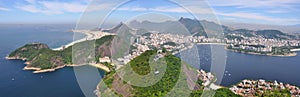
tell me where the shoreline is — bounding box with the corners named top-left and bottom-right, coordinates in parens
top-left (195, 44), bottom-right (297, 57)
top-left (5, 56), bottom-right (110, 73)
top-left (89, 63), bottom-right (110, 72)
top-left (226, 48), bottom-right (297, 57)
top-left (52, 30), bottom-right (114, 51)
top-left (5, 30), bottom-right (114, 73)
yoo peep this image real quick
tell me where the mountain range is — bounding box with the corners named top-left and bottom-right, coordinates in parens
top-left (104, 17), bottom-right (298, 39)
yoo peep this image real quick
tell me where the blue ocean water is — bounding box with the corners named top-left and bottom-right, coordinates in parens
top-left (196, 45), bottom-right (300, 87)
top-left (0, 24), bottom-right (103, 97)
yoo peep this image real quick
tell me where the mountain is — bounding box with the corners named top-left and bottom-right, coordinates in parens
top-left (224, 22), bottom-right (300, 33)
top-left (129, 17), bottom-right (232, 37)
top-left (129, 19), bottom-right (191, 35)
top-left (103, 22), bottom-right (132, 33)
top-left (178, 17), bottom-right (206, 36)
top-left (7, 35), bottom-right (114, 72)
top-left (97, 50), bottom-right (240, 97)
top-left (255, 30), bottom-right (296, 39)
top-left (106, 18), bottom-right (298, 40)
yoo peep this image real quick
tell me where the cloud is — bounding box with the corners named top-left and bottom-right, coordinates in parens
top-left (209, 0), bottom-right (300, 13)
top-left (117, 6), bottom-right (213, 14)
top-left (25, 0), bottom-right (36, 4)
top-left (38, 1), bottom-right (86, 13)
top-left (208, 0), bottom-right (300, 24)
top-left (0, 7), bottom-right (11, 11)
top-left (217, 12), bottom-right (300, 24)
top-left (16, 0), bottom-right (117, 15)
top-left (210, 0), bottom-right (300, 8)
top-left (118, 7), bottom-right (148, 11)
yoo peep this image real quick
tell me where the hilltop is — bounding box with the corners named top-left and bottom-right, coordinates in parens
top-left (96, 50), bottom-right (240, 97)
top-left (7, 35), bottom-right (114, 73)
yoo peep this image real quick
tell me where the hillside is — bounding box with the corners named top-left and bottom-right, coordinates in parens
top-left (7, 35), bottom-right (114, 71)
top-left (97, 50), bottom-right (240, 97)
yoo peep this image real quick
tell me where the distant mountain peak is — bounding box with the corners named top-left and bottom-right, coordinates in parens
top-left (103, 22), bottom-right (132, 33)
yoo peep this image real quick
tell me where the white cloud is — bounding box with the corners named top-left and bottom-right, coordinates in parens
top-left (117, 6), bottom-right (213, 14)
top-left (38, 1), bottom-right (86, 13)
top-left (209, 0), bottom-right (300, 8)
top-left (209, 0), bottom-right (300, 13)
top-left (217, 12), bottom-right (300, 24)
top-left (25, 0), bottom-right (36, 4)
top-left (16, 0), bottom-right (90, 15)
top-left (17, 5), bottom-right (63, 14)
top-left (0, 7), bottom-right (11, 11)
top-left (16, 0), bottom-right (116, 15)
top-left (118, 7), bottom-right (148, 11)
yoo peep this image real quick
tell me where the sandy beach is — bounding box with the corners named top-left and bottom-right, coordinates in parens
top-left (89, 63), bottom-right (110, 72)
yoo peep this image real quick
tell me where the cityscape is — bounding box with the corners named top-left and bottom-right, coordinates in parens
top-left (1, 0), bottom-right (300, 97)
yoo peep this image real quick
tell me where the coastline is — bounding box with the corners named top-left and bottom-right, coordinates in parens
top-left (5, 56), bottom-right (110, 73)
top-left (195, 43), bottom-right (297, 57)
top-left (226, 48), bottom-right (297, 57)
top-left (89, 63), bottom-right (110, 72)
top-left (5, 30), bottom-right (114, 74)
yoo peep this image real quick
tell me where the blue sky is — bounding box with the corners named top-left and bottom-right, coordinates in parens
top-left (0, 0), bottom-right (300, 25)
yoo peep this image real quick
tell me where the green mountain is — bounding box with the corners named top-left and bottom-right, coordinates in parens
top-left (255, 30), bottom-right (296, 39)
top-left (8, 35), bottom-right (114, 70)
top-left (97, 50), bottom-right (240, 97)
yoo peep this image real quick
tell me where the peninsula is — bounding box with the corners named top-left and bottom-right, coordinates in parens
top-left (6, 32), bottom-right (115, 73)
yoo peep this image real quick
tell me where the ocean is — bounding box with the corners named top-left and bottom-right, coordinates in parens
top-left (0, 24), bottom-right (103, 97)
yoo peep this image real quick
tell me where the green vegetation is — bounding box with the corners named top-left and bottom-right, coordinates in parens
top-left (128, 50), bottom-right (157, 75)
top-left (233, 29), bottom-right (255, 37)
top-left (8, 35), bottom-right (114, 70)
top-left (132, 54), bottom-right (181, 96)
top-left (100, 50), bottom-right (241, 97)
top-left (226, 35), bottom-right (244, 41)
top-left (272, 47), bottom-right (293, 55)
top-left (100, 50), bottom-right (183, 96)
top-left (255, 89), bottom-right (291, 97)
top-left (190, 88), bottom-right (242, 97)
top-left (255, 30), bottom-right (295, 39)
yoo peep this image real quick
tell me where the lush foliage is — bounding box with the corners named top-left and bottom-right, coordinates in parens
top-left (9, 35), bottom-right (114, 69)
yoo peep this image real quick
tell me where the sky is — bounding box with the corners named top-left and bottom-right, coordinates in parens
top-left (0, 0), bottom-right (300, 25)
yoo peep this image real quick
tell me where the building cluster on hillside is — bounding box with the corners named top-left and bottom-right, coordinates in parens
top-left (199, 69), bottom-right (215, 86)
top-left (226, 34), bottom-right (300, 52)
top-left (230, 79), bottom-right (300, 97)
top-left (116, 32), bottom-right (300, 64)
top-left (190, 36), bottom-right (224, 43)
top-left (117, 33), bottom-right (192, 64)
top-left (191, 33), bottom-right (300, 53)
